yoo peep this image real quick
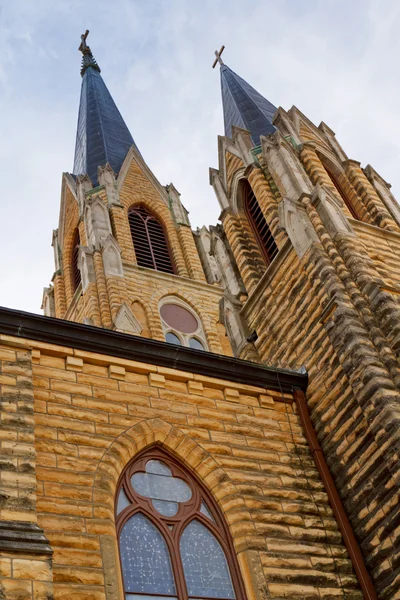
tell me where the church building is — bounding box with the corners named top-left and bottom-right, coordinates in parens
top-left (0, 32), bottom-right (399, 600)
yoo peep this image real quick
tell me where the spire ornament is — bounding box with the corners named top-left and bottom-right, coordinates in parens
top-left (79, 29), bottom-right (101, 77)
top-left (212, 45), bottom-right (225, 68)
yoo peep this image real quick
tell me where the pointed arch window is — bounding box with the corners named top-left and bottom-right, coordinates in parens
top-left (243, 181), bottom-right (278, 266)
top-left (72, 229), bottom-right (81, 292)
top-left (128, 205), bottom-right (175, 274)
top-left (321, 161), bottom-right (361, 220)
top-left (116, 448), bottom-right (246, 600)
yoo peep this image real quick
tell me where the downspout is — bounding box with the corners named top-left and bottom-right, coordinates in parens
top-left (293, 389), bottom-right (377, 600)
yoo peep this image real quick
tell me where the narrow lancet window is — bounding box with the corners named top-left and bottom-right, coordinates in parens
top-left (128, 205), bottom-right (175, 274)
top-left (116, 448), bottom-right (245, 600)
top-left (243, 181), bottom-right (278, 265)
top-left (72, 229), bottom-right (81, 292)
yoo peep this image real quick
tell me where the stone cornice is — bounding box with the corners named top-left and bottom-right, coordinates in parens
top-left (0, 306), bottom-right (307, 393)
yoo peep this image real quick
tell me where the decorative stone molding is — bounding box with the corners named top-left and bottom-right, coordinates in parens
top-left (102, 235), bottom-right (124, 278)
top-left (41, 286), bottom-right (55, 317)
top-left (210, 226), bottom-right (244, 296)
top-left (209, 168), bottom-right (230, 211)
top-left (272, 107), bottom-right (302, 146)
top-left (194, 226), bottom-right (222, 285)
top-left (278, 195), bottom-right (319, 258)
top-left (221, 296), bottom-right (249, 356)
top-left (166, 183), bottom-right (190, 226)
top-left (83, 317), bottom-right (95, 326)
top-left (318, 122), bottom-right (348, 162)
top-left (231, 126), bottom-right (255, 166)
top-left (364, 164), bottom-right (400, 227)
top-left (52, 229), bottom-right (62, 272)
top-left (78, 247), bottom-right (96, 291)
top-left (112, 302), bottom-right (143, 335)
top-left (84, 195), bottom-right (113, 250)
top-left (76, 174), bottom-right (93, 215)
top-left (311, 184), bottom-right (355, 238)
top-left (98, 163), bottom-right (120, 206)
top-left (0, 520), bottom-right (52, 555)
top-left (261, 130), bottom-right (312, 200)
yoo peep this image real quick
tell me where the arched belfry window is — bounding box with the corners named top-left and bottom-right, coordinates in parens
top-left (321, 160), bottom-right (361, 220)
top-left (128, 205), bottom-right (175, 274)
top-left (116, 447), bottom-right (246, 600)
top-left (243, 181), bottom-right (278, 266)
top-left (72, 229), bottom-right (81, 292)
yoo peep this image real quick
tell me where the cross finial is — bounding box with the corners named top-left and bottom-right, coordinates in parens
top-left (79, 29), bottom-right (90, 54)
top-left (212, 45), bottom-right (225, 68)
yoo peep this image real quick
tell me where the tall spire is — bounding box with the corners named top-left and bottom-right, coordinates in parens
top-left (213, 47), bottom-right (277, 146)
top-left (73, 30), bottom-right (139, 186)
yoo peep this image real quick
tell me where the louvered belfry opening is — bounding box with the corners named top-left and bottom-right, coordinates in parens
top-left (128, 205), bottom-right (175, 274)
top-left (72, 229), bottom-right (81, 292)
top-left (243, 181), bottom-right (278, 265)
top-left (323, 162), bottom-right (360, 221)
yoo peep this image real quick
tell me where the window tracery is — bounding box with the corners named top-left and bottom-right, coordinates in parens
top-left (159, 298), bottom-right (207, 351)
top-left (116, 448), bottom-right (245, 600)
top-left (128, 205), bottom-right (175, 274)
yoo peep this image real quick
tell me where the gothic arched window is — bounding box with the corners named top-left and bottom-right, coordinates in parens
top-left (321, 160), bottom-right (361, 220)
top-left (116, 447), bottom-right (245, 600)
top-left (128, 205), bottom-right (175, 274)
top-left (72, 229), bottom-right (81, 292)
top-left (243, 181), bottom-right (278, 266)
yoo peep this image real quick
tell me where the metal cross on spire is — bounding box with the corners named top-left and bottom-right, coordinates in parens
top-left (79, 29), bottom-right (90, 53)
top-left (78, 29), bottom-right (100, 76)
top-left (212, 45), bottom-right (225, 68)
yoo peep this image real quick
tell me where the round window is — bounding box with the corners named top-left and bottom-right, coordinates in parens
top-left (160, 304), bottom-right (198, 334)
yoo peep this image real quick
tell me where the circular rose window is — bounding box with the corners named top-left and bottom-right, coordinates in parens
top-left (160, 304), bottom-right (198, 334)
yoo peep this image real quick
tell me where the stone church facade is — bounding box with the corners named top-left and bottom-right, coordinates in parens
top-left (0, 33), bottom-right (399, 600)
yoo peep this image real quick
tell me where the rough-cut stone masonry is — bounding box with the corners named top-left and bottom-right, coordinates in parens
top-left (0, 332), bottom-right (361, 600)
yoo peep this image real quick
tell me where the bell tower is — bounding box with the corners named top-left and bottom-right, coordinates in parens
top-left (42, 32), bottom-right (236, 356)
top-left (206, 48), bottom-right (400, 598)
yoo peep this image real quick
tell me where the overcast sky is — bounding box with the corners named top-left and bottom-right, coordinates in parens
top-left (0, 0), bottom-right (399, 314)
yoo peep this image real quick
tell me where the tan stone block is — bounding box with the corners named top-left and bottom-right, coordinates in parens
top-left (0, 578), bottom-right (32, 600)
top-left (149, 373), bottom-right (166, 387)
top-left (0, 557), bottom-right (11, 577)
top-left (267, 583), bottom-right (319, 599)
top-left (53, 583), bottom-right (106, 599)
top-left (188, 380), bottom-right (204, 395)
top-left (33, 581), bottom-right (54, 600)
top-left (108, 364), bottom-right (126, 379)
top-left (13, 558), bottom-right (52, 581)
top-left (0, 373), bottom-right (16, 385)
top-left (224, 387), bottom-right (240, 402)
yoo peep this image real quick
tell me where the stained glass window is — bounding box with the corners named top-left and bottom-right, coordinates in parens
top-left (116, 449), bottom-right (243, 600)
top-left (120, 513), bottom-right (176, 595)
top-left (180, 521), bottom-right (235, 599)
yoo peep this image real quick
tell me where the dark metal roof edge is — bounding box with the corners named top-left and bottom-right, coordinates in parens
top-left (0, 307), bottom-right (308, 394)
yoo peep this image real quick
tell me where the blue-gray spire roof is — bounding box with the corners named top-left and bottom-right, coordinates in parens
top-left (73, 31), bottom-right (139, 186)
top-left (220, 64), bottom-right (277, 145)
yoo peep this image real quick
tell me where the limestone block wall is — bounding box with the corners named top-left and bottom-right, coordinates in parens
top-left (0, 332), bottom-right (362, 600)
